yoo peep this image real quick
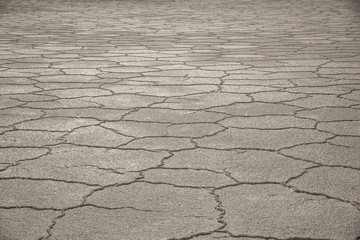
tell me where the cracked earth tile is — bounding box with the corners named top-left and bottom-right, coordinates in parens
top-left (97, 72), bottom-right (140, 79)
top-left (288, 166), bottom-right (360, 203)
top-left (0, 127), bottom-right (12, 134)
top-left (224, 79), bottom-right (293, 88)
top-left (0, 163), bottom-right (10, 171)
top-left (167, 123), bottom-right (224, 137)
top-left (3, 62), bottom-right (50, 68)
top-left (0, 55), bottom-right (36, 61)
top-left (154, 93), bottom-right (251, 110)
top-left (322, 62), bottom-right (360, 68)
top-left (50, 206), bottom-right (220, 240)
top-left (143, 169), bottom-right (236, 187)
top-left (0, 108), bottom-right (43, 126)
top-left (11, 57), bottom-right (63, 63)
top-left (0, 85), bottom-right (40, 94)
top-left (86, 56), bottom-right (146, 62)
top-left (36, 82), bottom-right (100, 90)
top-left (100, 66), bottom-right (154, 73)
top-left (0, 147), bottom-right (48, 164)
top-left (328, 136), bottom-right (360, 148)
top-left (287, 95), bottom-right (358, 108)
top-left (0, 70), bottom-right (38, 78)
top-left (0, 145), bottom-right (168, 183)
top-left (280, 143), bottom-right (360, 168)
top-left (124, 76), bottom-right (183, 83)
top-left (16, 68), bottom-right (63, 76)
top-left (251, 91), bottom-right (307, 102)
top-left (211, 102), bottom-right (300, 116)
top-left (143, 69), bottom-right (226, 77)
top-left (221, 85), bottom-right (277, 93)
top-left (296, 107), bottom-right (360, 121)
top-left (12, 94), bottom-right (58, 102)
top-left (317, 121), bottom-right (360, 136)
top-left (193, 234), bottom-right (269, 240)
top-left (200, 64), bottom-right (249, 71)
top-left (227, 72), bottom-right (317, 80)
top-left (13, 49), bottom-right (56, 55)
top-left (0, 77), bottom-right (36, 85)
top-left (103, 121), bottom-right (223, 138)
top-left (342, 90), bottom-right (360, 101)
top-left (102, 121), bottom-right (169, 137)
top-left (159, 57), bottom-right (216, 62)
top-left (0, 130), bottom-right (64, 147)
top-left (0, 96), bottom-right (24, 109)
top-left (217, 184), bottom-right (360, 240)
top-left (189, 233), bottom-right (231, 239)
top-left (81, 94), bottom-right (163, 109)
top-left (102, 84), bottom-right (218, 97)
top-left (45, 108), bottom-right (130, 121)
top-left (286, 86), bottom-right (351, 95)
top-left (228, 151), bottom-right (314, 182)
top-left (35, 46), bottom-right (82, 51)
top-left (24, 99), bottom-right (100, 109)
top-left (344, 84), bottom-right (360, 91)
top-left (132, 76), bottom-right (221, 85)
top-left (195, 128), bottom-right (332, 150)
top-left (318, 67), bottom-right (360, 74)
top-left (219, 116), bottom-right (315, 129)
top-left (15, 117), bottom-right (99, 131)
top-left (2, 0), bottom-right (360, 238)
top-left (255, 66), bottom-right (318, 72)
top-left (0, 163), bottom-right (138, 186)
top-left (291, 78), bottom-right (357, 87)
top-left (62, 69), bottom-right (102, 75)
top-left (64, 126), bottom-right (132, 147)
top-left (86, 182), bottom-right (218, 216)
top-left (280, 59), bottom-right (329, 66)
top-left (52, 60), bottom-right (117, 68)
top-left (155, 64), bottom-right (196, 70)
top-left (165, 149), bottom-right (313, 182)
top-left (35, 75), bottom-right (99, 83)
top-left (123, 108), bottom-right (227, 123)
top-left (39, 88), bottom-right (112, 98)
top-left (0, 179), bottom-right (96, 209)
top-left (0, 208), bottom-right (59, 240)
top-left (121, 137), bottom-right (195, 150)
top-left (190, 233), bottom-right (266, 239)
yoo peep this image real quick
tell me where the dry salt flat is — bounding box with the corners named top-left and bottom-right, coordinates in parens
top-left (0, 0), bottom-right (359, 239)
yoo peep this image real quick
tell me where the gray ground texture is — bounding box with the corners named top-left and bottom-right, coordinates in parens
top-left (0, 0), bottom-right (360, 239)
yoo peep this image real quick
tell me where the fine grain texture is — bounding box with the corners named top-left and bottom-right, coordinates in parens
top-left (0, 0), bottom-right (359, 239)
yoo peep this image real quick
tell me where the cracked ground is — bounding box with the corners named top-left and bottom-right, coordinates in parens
top-left (0, 0), bottom-right (360, 239)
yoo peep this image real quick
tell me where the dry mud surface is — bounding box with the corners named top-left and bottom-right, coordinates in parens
top-left (0, 0), bottom-right (359, 239)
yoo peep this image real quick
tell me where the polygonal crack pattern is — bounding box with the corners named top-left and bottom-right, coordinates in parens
top-left (0, 0), bottom-right (359, 239)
